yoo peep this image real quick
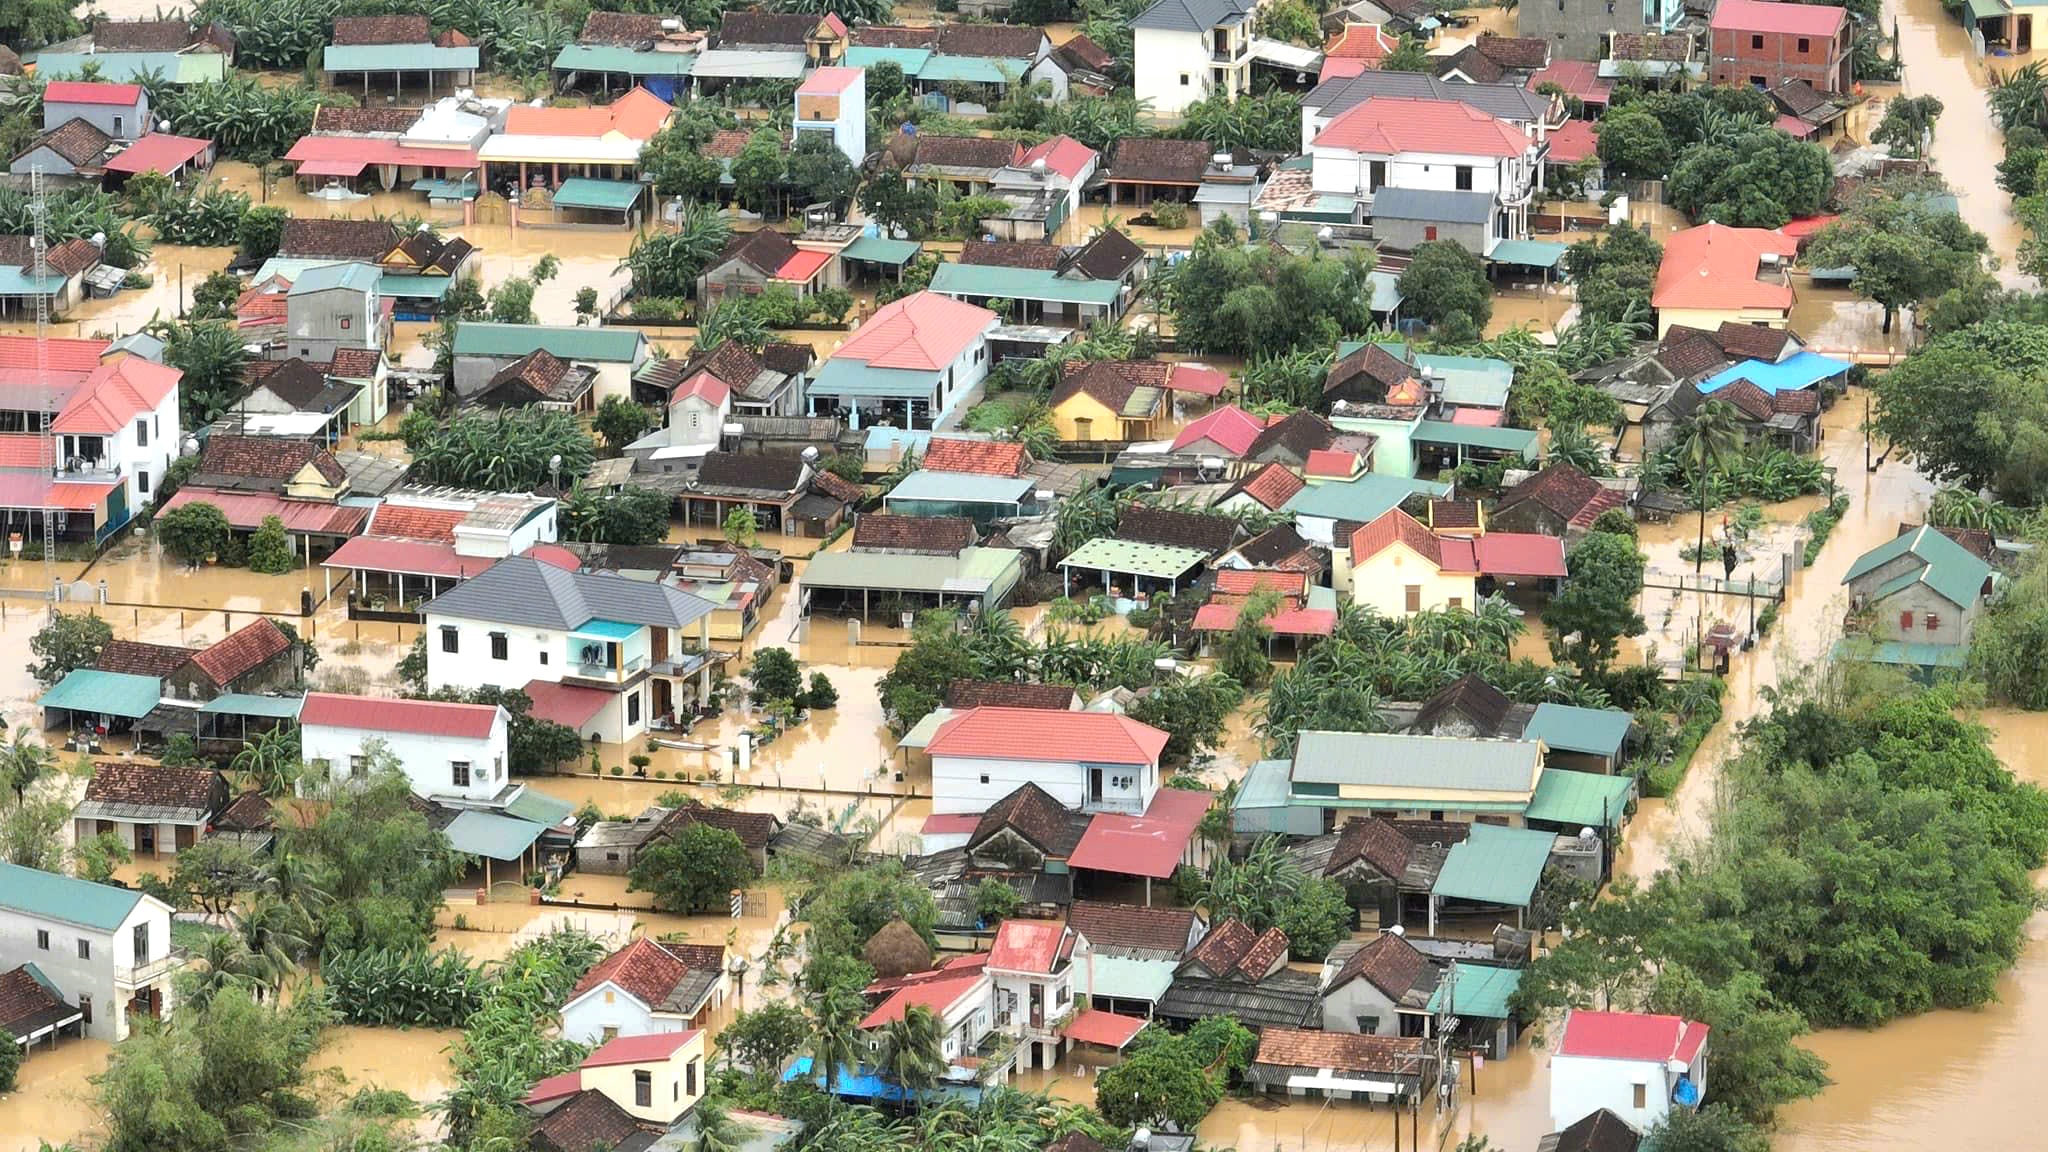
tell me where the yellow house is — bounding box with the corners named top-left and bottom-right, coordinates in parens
top-left (1343, 508), bottom-right (1476, 615)
top-left (1049, 360), bottom-right (1167, 443)
top-left (577, 1031), bottom-right (708, 1125)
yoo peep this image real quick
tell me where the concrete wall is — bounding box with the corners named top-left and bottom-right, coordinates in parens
top-left (45, 96), bottom-right (148, 140)
top-left (582, 1029), bottom-right (707, 1124)
top-left (0, 896), bottom-right (174, 1042)
top-left (1350, 543), bottom-right (1478, 617)
top-left (931, 754), bottom-right (1156, 815)
top-left (301, 715), bottom-right (510, 802)
top-left (1372, 216), bottom-right (1490, 255)
top-left (1709, 23), bottom-right (1851, 93)
top-left (1549, 1047), bottom-right (1705, 1133)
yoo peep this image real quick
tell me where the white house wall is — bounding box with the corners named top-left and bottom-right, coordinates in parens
top-left (301, 718), bottom-right (509, 802)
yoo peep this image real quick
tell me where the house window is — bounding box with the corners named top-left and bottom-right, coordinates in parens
top-left (1750, 34), bottom-right (1763, 49)
top-left (1899, 610), bottom-right (1914, 632)
top-left (1926, 612), bottom-right (1941, 631)
top-left (634, 1070), bottom-right (652, 1108)
top-left (341, 316), bottom-right (352, 330)
top-left (1357, 1015), bottom-right (1380, 1035)
top-left (1179, 74), bottom-right (1190, 86)
top-left (980, 773), bottom-right (991, 785)
top-left (441, 627), bottom-right (459, 653)
top-left (310, 757), bottom-right (331, 779)
top-left (78, 939), bottom-right (90, 960)
top-left (349, 754), bottom-right (366, 779)
top-left (1056, 985), bottom-right (1070, 1006)
top-left (1797, 37), bottom-right (1809, 52)
top-left (36, 929), bottom-right (48, 950)
top-left (1424, 226), bottom-right (1438, 241)
top-left (686, 1058), bottom-right (698, 1097)
top-left (489, 632), bottom-right (508, 660)
top-left (1430, 810), bottom-right (1445, 820)
top-left (135, 418), bottom-right (148, 447)
top-left (1368, 160), bottom-right (1386, 190)
top-left (606, 851), bottom-right (620, 862)
top-left (539, 651), bottom-right (549, 666)
top-left (1632, 1083), bottom-right (1647, 1109)
top-left (138, 470), bottom-right (150, 495)
top-left (1448, 597), bottom-right (1462, 610)
top-left (113, 115), bottom-right (123, 136)
top-left (627, 691), bottom-right (642, 725)
top-left (1454, 166), bottom-right (1473, 191)
top-left (452, 761), bottom-right (472, 787)
top-left (133, 923), bottom-right (149, 960)
top-left (1404, 585), bottom-right (1422, 613)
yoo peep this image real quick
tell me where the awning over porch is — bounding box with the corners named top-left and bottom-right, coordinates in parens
top-left (551, 177), bottom-right (645, 213)
top-left (1061, 1008), bottom-right (1147, 1050)
top-left (40, 670), bottom-right (162, 719)
top-left (444, 809), bottom-right (548, 860)
top-left (1057, 537), bottom-right (1207, 584)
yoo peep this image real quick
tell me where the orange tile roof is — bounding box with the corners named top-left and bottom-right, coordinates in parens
top-left (922, 437), bottom-right (1027, 477)
top-left (191, 618), bottom-right (291, 688)
top-left (1232, 462), bottom-right (1306, 510)
top-left (49, 356), bottom-right (181, 435)
top-left (1349, 508), bottom-right (1473, 572)
top-left (1652, 222), bottom-right (1798, 312)
top-left (925, 706), bottom-right (1168, 767)
top-left (1171, 404), bottom-right (1266, 456)
top-left (369, 503), bottom-right (467, 541)
top-left (1324, 22), bottom-right (1397, 60)
top-left (505, 86), bottom-right (671, 140)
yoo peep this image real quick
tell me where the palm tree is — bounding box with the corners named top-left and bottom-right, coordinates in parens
top-left (235, 891), bottom-right (311, 988)
top-left (0, 727), bottom-right (53, 806)
top-left (807, 982), bottom-right (865, 1106)
top-left (694, 1098), bottom-right (747, 1152)
top-left (233, 723), bottom-right (301, 797)
top-left (184, 931), bottom-right (264, 1010)
top-left (1673, 399), bottom-right (1745, 575)
top-left (874, 1002), bottom-right (948, 1107)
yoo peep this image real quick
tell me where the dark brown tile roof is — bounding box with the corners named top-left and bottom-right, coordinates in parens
top-left (192, 618), bottom-right (292, 688)
top-left (1714, 321), bottom-right (1792, 361)
top-left (1233, 523), bottom-right (1317, 569)
top-left (719, 9), bottom-right (823, 46)
top-left (581, 11), bottom-right (670, 43)
top-left (696, 451), bottom-right (806, 494)
top-left (214, 791), bottom-right (276, 831)
top-left (83, 762), bottom-right (220, 814)
top-left (761, 342), bottom-right (814, 376)
top-left (198, 435), bottom-right (348, 487)
top-left (1325, 342), bottom-right (1417, 398)
top-left (1118, 504), bottom-right (1238, 556)
top-left (854, 513), bottom-right (976, 554)
top-left (251, 358), bottom-right (357, 415)
top-left (1329, 930), bottom-right (1432, 1000)
top-left (810, 469), bottom-right (864, 504)
top-left (694, 339), bottom-right (768, 387)
top-left (912, 134), bottom-right (1023, 171)
top-left (1254, 1028), bottom-right (1427, 1075)
top-left (93, 18), bottom-right (197, 50)
top-left (1068, 228), bottom-right (1145, 281)
top-left (531, 1090), bottom-right (657, 1152)
top-left (0, 965), bottom-right (70, 1039)
top-left (853, 25), bottom-right (942, 49)
top-left (1429, 499), bottom-right (1482, 530)
top-left (482, 348), bottom-right (579, 404)
top-left (1715, 378), bottom-right (1776, 423)
top-left (1325, 817), bottom-right (1412, 879)
top-left (969, 782), bottom-right (1084, 858)
top-left (654, 801), bottom-right (778, 851)
top-left (31, 118), bottom-right (112, 167)
top-left (1474, 34), bottom-right (1549, 69)
top-left (1413, 674), bottom-right (1515, 736)
top-left (1053, 32), bottom-right (1114, 72)
top-left (1067, 901), bottom-right (1198, 955)
top-left (937, 23), bottom-right (1044, 58)
top-left (1436, 44), bottom-right (1506, 83)
top-left (331, 347), bottom-right (383, 379)
top-left (311, 105), bottom-right (422, 134)
top-left (945, 679), bottom-right (1077, 710)
top-left (1770, 387), bottom-right (1819, 416)
top-left (1247, 410), bottom-right (1340, 463)
top-left (96, 639), bottom-right (196, 678)
top-left (1610, 32), bottom-right (1691, 61)
top-left (1183, 917), bottom-right (1287, 980)
top-left (1497, 463), bottom-right (1604, 521)
top-left (961, 240), bottom-right (1065, 270)
top-left (1553, 1110), bottom-right (1643, 1152)
top-left (1651, 325), bottom-right (1731, 382)
top-left (42, 238), bottom-right (101, 277)
top-left (1770, 78), bottom-right (1831, 119)
top-left (1052, 360), bottom-right (1169, 415)
top-left (332, 15), bottom-right (431, 45)
top-left (278, 217), bottom-right (399, 261)
top-left (1108, 137), bottom-right (1212, 186)
top-left (720, 228), bottom-right (799, 276)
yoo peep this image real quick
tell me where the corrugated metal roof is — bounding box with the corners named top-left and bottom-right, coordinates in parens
top-left (1426, 962), bottom-right (1521, 1019)
top-left (444, 809), bottom-right (548, 860)
top-left (929, 262), bottom-right (1123, 306)
top-left (323, 43), bottom-right (481, 71)
top-left (883, 469), bottom-right (1036, 504)
top-left (36, 51), bottom-right (226, 83)
top-left (799, 546), bottom-right (1023, 597)
top-left (1523, 704), bottom-right (1633, 757)
top-left (1058, 537), bottom-right (1208, 580)
top-left (1292, 732), bottom-right (1543, 791)
top-left (40, 669), bottom-right (162, 719)
top-left (452, 322), bottom-right (645, 362)
top-left (1430, 823), bottom-right (1554, 906)
top-left (0, 862), bottom-right (146, 930)
top-left (1524, 768), bottom-right (1634, 828)
top-left (843, 235), bottom-right (923, 265)
top-left (552, 43), bottom-right (698, 75)
top-left (200, 694), bottom-right (305, 718)
top-left (552, 177), bottom-right (644, 212)
top-left (1281, 474), bottom-right (1452, 521)
top-left (1078, 954), bottom-right (1175, 1003)
top-left (1411, 420), bottom-right (1540, 456)
top-left (917, 54), bottom-right (1026, 83)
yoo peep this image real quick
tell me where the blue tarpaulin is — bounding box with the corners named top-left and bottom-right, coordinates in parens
top-left (1699, 351), bottom-right (1853, 396)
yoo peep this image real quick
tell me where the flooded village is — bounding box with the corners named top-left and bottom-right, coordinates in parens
top-left (2, 0), bottom-right (2048, 1150)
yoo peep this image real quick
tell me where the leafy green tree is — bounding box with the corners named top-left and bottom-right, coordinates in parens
top-left (1565, 224), bottom-right (1663, 326)
top-left (157, 319), bottom-right (248, 430)
top-left (801, 861), bottom-right (939, 960)
top-left (1974, 540), bottom-right (2048, 706)
top-left (405, 408), bottom-right (595, 490)
top-left (1096, 1039), bottom-right (1223, 1129)
top-left (593, 396), bottom-right (653, 454)
top-left (559, 484), bottom-right (671, 546)
top-left (1872, 319), bottom-right (2048, 503)
top-left (188, 270), bottom-right (245, 322)
top-left (232, 723), bottom-right (300, 798)
top-left (486, 275), bottom-right (537, 324)
top-left (1381, 36), bottom-right (1432, 72)
top-left (1174, 89), bottom-right (1302, 152)
top-left (630, 822), bottom-right (756, 913)
top-left (1806, 177), bottom-right (1988, 333)
top-left (0, 0), bottom-right (79, 48)
top-left (170, 838), bottom-right (268, 916)
top-left (236, 205), bottom-right (288, 263)
top-left (858, 173), bottom-right (940, 240)
top-left (278, 757), bottom-right (464, 953)
top-left (1546, 531), bottom-right (1647, 677)
top-left (1253, 0), bottom-right (1320, 44)
top-left (1161, 230), bottom-right (1379, 356)
top-left (29, 613), bottom-right (112, 687)
top-left (875, 1003), bottom-right (947, 1103)
top-left (1873, 94), bottom-right (1943, 158)
top-left (1667, 128), bottom-right (1832, 226)
top-left (786, 133), bottom-right (860, 210)
top-left (1398, 239), bottom-right (1493, 337)
top-left (1128, 670), bottom-right (1245, 764)
top-left (620, 201), bottom-right (731, 298)
top-left (748, 647), bottom-right (805, 705)
top-left (0, 1028), bottom-right (16, 1091)
top-left (972, 876), bottom-right (1022, 926)
top-left (1643, 1105), bottom-right (1770, 1152)
top-left (725, 505), bottom-right (760, 547)
top-left (718, 1002), bottom-right (811, 1078)
top-left (1275, 876), bottom-right (1352, 961)
top-left (158, 501), bottom-right (232, 566)
top-left (732, 129), bottom-right (787, 217)
top-left (1597, 103), bottom-right (1674, 180)
top-left (865, 60), bottom-right (909, 106)
top-left (246, 515), bottom-right (294, 574)
top-left (698, 296), bottom-right (773, 353)
top-left (805, 671), bottom-right (839, 710)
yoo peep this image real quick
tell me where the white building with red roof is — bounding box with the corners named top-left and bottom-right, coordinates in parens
top-left (989, 134), bottom-right (1100, 240)
top-left (0, 337), bottom-right (182, 544)
top-left (858, 953), bottom-right (994, 1071)
top-left (525, 1029), bottom-right (708, 1127)
top-left (986, 919), bottom-right (1079, 1070)
top-left (794, 65), bottom-right (865, 166)
top-left (1309, 96), bottom-right (1544, 253)
top-left (1651, 221), bottom-right (1799, 337)
top-left (925, 705), bottom-right (1168, 815)
top-left (1342, 507), bottom-right (1565, 614)
top-left (298, 691), bottom-right (510, 803)
top-left (808, 290), bottom-right (998, 430)
top-left (1549, 1009), bottom-right (1709, 1133)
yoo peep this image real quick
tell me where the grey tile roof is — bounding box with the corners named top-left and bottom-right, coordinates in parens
top-left (1371, 187), bottom-right (1494, 225)
top-left (1131, 0), bottom-right (1257, 32)
top-left (1291, 731), bottom-right (1543, 791)
top-left (424, 555), bottom-right (714, 631)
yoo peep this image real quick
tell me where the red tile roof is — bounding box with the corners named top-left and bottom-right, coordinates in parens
top-left (1350, 508), bottom-right (1448, 568)
top-left (1304, 448), bottom-right (1360, 478)
top-left (1171, 404), bottom-right (1266, 456)
top-left (1166, 364), bottom-right (1229, 396)
top-left (1192, 600), bottom-right (1337, 636)
top-left (775, 247), bottom-right (833, 284)
top-left (369, 503), bottom-right (467, 541)
top-left (522, 679), bottom-right (612, 728)
top-left (583, 1030), bottom-right (701, 1067)
top-left (505, 87), bottom-right (671, 141)
top-left (299, 691), bottom-right (501, 739)
top-left (192, 618), bottom-right (291, 687)
top-left (1017, 134), bottom-right (1098, 181)
top-left (95, 638), bottom-right (195, 677)
top-left (1546, 119), bottom-right (1599, 165)
top-left (103, 133), bottom-right (211, 175)
top-left (572, 937), bottom-right (692, 1004)
top-left (798, 65), bottom-right (862, 95)
top-left (322, 536), bottom-right (494, 580)
top-left (1330, 931), bottom-right (1431, 999)
top-left (926, 706), bottom-right (1168, 767)
top-left (158, 487), bottom-right (367, 536)
top-left (860, 960), bottom-right (986, 1028)
top-left (1653, 222), bottom-right (1798, 312)
top-left (1710, 0), bottom-right (1846, 35)
top-left (1062, 1008), bottom-right (1146, 1049)
top-left (989, 919), bottom-right (1073, 974)
top-left (1529, 59), bottom-right (1612, 105)
top-left (1324, 22), bottom-right (1398, 60)
top-left (922, 437), bottom-right (1027, 477)
top-left (1231, 462), bottom-right (1306, 511)
top-left (0, 434), bottom-right (52, 469)
top-left (1474, 532), bottom-right (1567, 578)
top-left (83, 762), bottom-right (219, 813)
top-left (1067, 901), bottom-right (1199, 955)
top-left (1214, 568), bottom-right (1308, 596)
top-left (1558, 1010), bottom-right (1710, 1064)
top-left (50, 356), bottom-right (181, 435)
top-left (833, 291), bottom-right (996, 372)
top-left (0, 336), bottom-right (107, 376)
top-left (1314, 97), bottom-right (1529, 158)
top-left (1255, 1028), bottom-right (1426, 1074)
top-left (44, 81), bottom-right (142, 106)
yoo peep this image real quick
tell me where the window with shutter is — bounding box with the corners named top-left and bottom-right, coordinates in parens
top-left (1899, 610), bottom-right (1914, 632)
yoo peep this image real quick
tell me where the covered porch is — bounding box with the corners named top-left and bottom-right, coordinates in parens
top-left (1057, 537), bottom-right (1207, 600)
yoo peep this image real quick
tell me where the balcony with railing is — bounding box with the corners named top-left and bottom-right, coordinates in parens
top-left (116, 950), bottom-right (185, 987)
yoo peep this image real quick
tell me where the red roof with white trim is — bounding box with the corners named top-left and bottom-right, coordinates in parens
top-left (775, 247), bottom-right (833, 284)
top-left (1313, 97), bottom-right (1530, 158)
top-left (44, 81), bottom-right (143, 106)
top-left (671, 368), bottom-right (731, 408)
top-left (299, 692), bottom-right (503, 739)
top-left (1062, 1008), bottom-right (1147, 1049)
top-left (1558, 1010), bottom-right (1710, 1064)
top-left (1017, 134), bottom-right (1098, 181)
top-left (833, 291), bottom-right (996, 372)
top-left (583, 1031), bottom-right (701, 1067)
top-left (1652, 222), bottom-right (1798, 312)
top-left (860, 957), bottom-right (987, 1028)
top-left (925, 706), bottom-right (1168, 767)
top-left (49, 356), bottom-right (181, 434)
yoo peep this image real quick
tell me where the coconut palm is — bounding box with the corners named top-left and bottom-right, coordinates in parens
top-left (618, 201), bottom-right (731, 298)
top-left (807, 981), bottom-right (865, 1104)
top-left (694, 1098), bottom-right (748, 1152)
top-left (1673, 399), bottom-right (1745, 575)
top-left (0, 727), bottom-right (53, 806)
top-left (183, 931), bottom-right (266, 1011)
top-left (874, 1002), bottom-right (948, 1107)
top-left (235, 890), bottom-right (312, 986)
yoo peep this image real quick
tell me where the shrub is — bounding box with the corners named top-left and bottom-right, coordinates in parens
top-left (1151, 200), bottom-right (1190, 229)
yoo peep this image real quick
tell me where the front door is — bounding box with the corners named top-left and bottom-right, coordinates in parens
top-left (127, 985), bottom-right (160, 1021)
top-left (1089, 768), bottom-right (1103, 804)
top-left (1029, 983), bottom-right (1043, 1030)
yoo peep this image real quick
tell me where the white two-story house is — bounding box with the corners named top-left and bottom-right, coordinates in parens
top-left (859, 955), bottom-right (995, 1077)
top-left (50, 351), bottom-right (184, 518)
top-left (1550, 1009), bottom-right (1709, 1134)
top-left (1131, 0), bottom-right (1261, 119)
top-left (0, 862), bottom-right (177, 1042)
top-left (421, 555), bottom-right (717, 744)
top-left (924, 706), bottom-right (1169, 816)
top-left (1308, 95), bottom-right (1544, 256)
top-left (299, 692), bottom-right (510, 800)
top-left (988, 919), bottom-right (1077, 1071)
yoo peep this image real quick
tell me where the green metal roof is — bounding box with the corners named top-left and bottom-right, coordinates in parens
top-left (1842, 525), bottom-right (1994, 612)
top-left (1282, 474), bottom-right (1452, 521)
top-left (1488, 239), bottom-right (1569, 269)
top-left (0, 861), bottom-right (145, 930)
top-left (443, 809), bottom-right (547, 861)
top-left (1057, 537), bottom-right (1209, 581)
top-left (883, 469), bottom-right (1036, 505)
top-left (36, 51), bottom-right (226, 83)
top-left (1083, 954), bottom-right (1175, 1003)
top-left (552, 43), bottom-right (698, 76)
top-left (1524, 768), bottom-right (1634, 829)
top-left (1426, 962), bottom-right (1522, 1019)
top-left (799, 546), bottom-right (1025, 600)
top-left (1342, 342), bottom-right (1515, 408)
top-left (200, 694), bottom-right (305, 719)
top-left (324, 44), bottom-right (481, 72)
top-left (412, 177), bottom-right (480, 201)
top-left (40, 669), bottom-right (161, 719)
top-left (843, 235), bottom-right (924, 265)
top-left (552, 177), bottom-right (645, 212)
top-left (1368, 270), bottom-right (1403, 314)
top-left (844, 45), bottom-right (935, 73)
top-left (503, 787), bottom-right (576, 827)
top-left (378, 273), bottom-right (455, 301)
top-left (452, 322), bottom-right (646, 362)
top-left (930, 263), bottom-right (1124, 307)
top-left (1523, 704), bottom-right (1633, 757)
top-left (291, 261), bottom-right (380, 295)
top-left (1235, 759), bottom-right (1295, 810)
top-left (1834, 638), bottom-right (1970, 669)
top-left (0, 267), bottom-right (67, 296)
top-left (916, 54), bottom-right (1025, 84)
top-left (1430, 823), bottom-right (1555, 907)
top-left (1292, 732), bottom-right (1542, 792)
top-left (809, 357), bottom-right (940, 398)
top-left (898, 707), bottom-right (955, 749)
top-left (1413, 420), bottom-right (1540, 457)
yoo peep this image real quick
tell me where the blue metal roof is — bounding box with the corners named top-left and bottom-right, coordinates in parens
top-left (1700, 350), bottom-right (1853, 396)
top-left (1523, 703), bottom-right (1633, 757)
top-left (40, 669), bottom-right (162, 719)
